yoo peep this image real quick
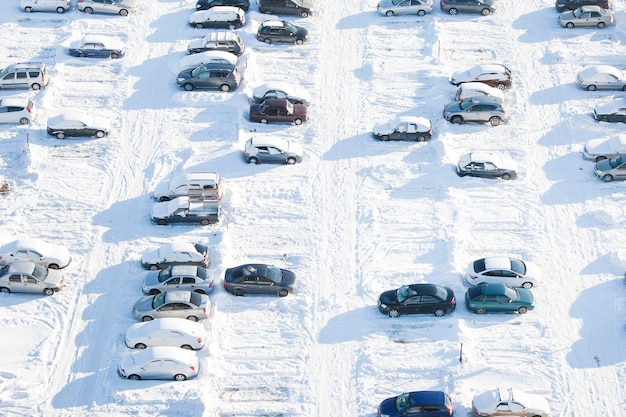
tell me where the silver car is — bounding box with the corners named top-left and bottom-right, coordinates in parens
top-left (0, 238), bottom-right (71, 269)
top-left (559, 5), bottom-right (613, 28)
top-left (0, 262), bottom-right (64, 295)
top-left (443, 96), bottom-right (506, 126)
top-left (142, 265), bottom-right (214, 295)
top-left (377, 0), bottom-right (433, 16)
top-left (77, 0), bottom-right (138, 16)
top-left (118, 346), bottom-right (199, 381)
top-left (132, 290), bottom-right (210, 322)
top-left (21, 0), bottom-right (70, 13)
top-left (440, 0), bottom-right (496, 15)
top-left (594, 154), bottom-right (626, 182)
top-left (576, 65), bottom-right (626, 91)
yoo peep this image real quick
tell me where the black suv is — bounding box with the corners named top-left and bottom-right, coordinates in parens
top-left (195, 0), bottom-right (250, 11)
top-left (555, 0), bottom-right (610, 12)
top-left (258, 0), bottom-right (314, 17)
top-left (256, 20), bottom-right (308, 45)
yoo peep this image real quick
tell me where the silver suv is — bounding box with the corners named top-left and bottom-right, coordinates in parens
top-left (0, 62), bottom-right (49, 90)
top-left (176, 63), bottom-right (240, 92)
top-left (443, 96), bottom-right (506, 126)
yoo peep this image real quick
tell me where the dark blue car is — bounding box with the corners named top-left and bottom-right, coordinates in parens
top-left (378, 391), bottom-right (454, 417)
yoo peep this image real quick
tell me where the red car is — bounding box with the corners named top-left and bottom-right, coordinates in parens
top-left (249, 98), bottom-right (307, 125)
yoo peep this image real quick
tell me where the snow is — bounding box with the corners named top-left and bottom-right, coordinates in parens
top-left (1, 0), bottom-right (626, 416)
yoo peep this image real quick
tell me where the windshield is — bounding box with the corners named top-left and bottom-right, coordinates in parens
top-left (284, 22), bottom-right (298, 32)
top-left (391, 0), bottom-right (403, 5)
top-left (609, 155), bottom-right (625, 168)
top-left (395, 393), bottom-right (410, 411)
top-left (459, 98), bottom-right (474, 110)
top-left (291, 0), bottom-right (303, 5)
top-left (158, 268), bottom-right (173, 283)
top-left (31, 264), bottom-right (47, 280)
top-left (396, 285), bottom-right (414, 303)
top-left (152, 291), bottom-right (167, 308)
top-left (266, 266), bottom-right (283, 284)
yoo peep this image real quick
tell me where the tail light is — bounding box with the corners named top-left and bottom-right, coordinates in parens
top-left (451, 298), bottom-right (456, 306)
top-left (224, 281), bottom-right (230, 287)
top-left (197, 338), bottom-right (203, 344)
top-left (208, 281), bottom-right (213, 288)
top-left (446, 406), bottom-right (453, 415)
top-left (468, 274), bottom-right (478, 280)
top-left (190, 366), bottom-right (196, 371)
top-left (202, 307), bottom-right (206, 313)
top-left (202, 258), bottom-right (207, 265)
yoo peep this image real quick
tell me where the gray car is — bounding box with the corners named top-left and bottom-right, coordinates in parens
top-left (594, 154), bottom-right (626, 182)
top-left (559, 5), bottom-right (613, 28)
top-left (457, 152), bottom-right (518, 180)
top-left (440, 0), bottom-right (496, 15)
top-left (0, 262), bottom-right (64, 295)
top-left (132, 290), bottom-right (210, 322)
top-left (77, 0), bottom-right (138, 15)
top-left (443, 96), bottom-right (506, 126)
top-left (377, 0), bottom-right (434, 16)
top-left (142, 265), bottom-right (214, 295)
top-left (576, 65), bottom-right (626, 91)
top-left (176, 63), bottom-right (240, 92)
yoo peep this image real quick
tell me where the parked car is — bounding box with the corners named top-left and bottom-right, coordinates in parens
top-left (594, 153), bottom-right (626, 182)
top-left (258, 0), bottom-right (314, 17)
top-left (142, 265), bottom-right (214, 295)
top-left (456, 152), bottom-right (518, 180)
top-left (118, 346), bottom-right (199, 381)
top-left (176, 63), bottom-right (240, 92)
top-left (0, 98), bottom-right (36, 125)
top-left (576, 65), bottom-right (626, 91)
top-left (175, 51), bottom-right (237, 73)
top-left (594, 98), bottom-right (626, 123)
top-left (372, 116), bottom-right (432, 141)
top-left (0, 62), bottom-right (48, 90)
top-left (256, 20), bottom-right (308, 45)
top-left (249, 98), bottom-right (307, 124)
top-left (377, 283), bottom-right (456, 318)
top-left (153, 172), bottom-right (222, 202)
top-left (223, 263), bottom-right (297, 297)
top-left (559, 5), bottom-right (612, 28)
top-left (21, 0), bottom-right (70, 13)
top-left (464, 257), bottom-right (538, 289)
top-left (252, 82), bottom-right (311, 105)
top-left (196, 0), bottom-right (250, 11)
top-left (151, 196), bottom-right (220, 226)
top-left (583, 137), bottom-right (626, 161)
top-left (187, 31), bottom-right (245, 55)
top-left (0, 262), bottom-right (64, 295)
top-left (68, 35), bottom-right (125, 59)
top-left (377, 0), bottom-right (433, 16)
top-left (189, 7), bottom-right (245, 29)
top-left (440, 0), bottom-right (496, 15)
top-left (77, 0), bottom-right (138, 15)
top-left (555, 0), bottom-right (610, 13)
top-left (47, 112), bottom-right (112, 139)
top-left (0, 238), bottom-right (71, 269)
top-left (125, 317), bottom-right (207, 350)
top-left (141, 242), bottom-right (210, 270)
top-left (472, 388), bottom-right (550, 417)
top-left (378, 391), bottom-right (454, 417)
top-left (465, 283), bottom-right (534, 314)
top-left (456, 81), bottom-right (505, 101)
top-left (244, 137), bottom-right (304, 164)
top-left (449, 64), bottom-right (512, 89)
top-left (132, 290), bottom-right (210, 321)
top-left (444, 96), bottom-right (506, 126)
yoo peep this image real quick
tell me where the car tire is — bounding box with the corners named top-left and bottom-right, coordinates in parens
top-left (418, 10), bottom-right (426, 16)
top-left (481, 8), bottom-right (490, 15)
top-left (95, 131), bottom-right (105, 138)
top-left (566, 22), bottom-right (574, 28)
top-left (451, 116), bottom-right (463, 125)
top-left (56, 7), bottom-right (65, 13)
top-left (159, 196), bottom-right (170, 202)
top-left (388, 309), bottom-right (400, 318)
top-left (234, 288), bottom-right (245, 296)
top-left (196, 23), bottom-right (204, 29)
top-left (598, 22), bottom-right (606, 28)
top-left (448, 8), bottom-right (458, 15)
top-left (496, 83), bottom-right (506, 90)
top-left (521, 282), bottom-right (533, 289)
top-left (110, 53), bottom-right (119, 59)
top-left (183, 83), bottom-right (194, 91)
top-left (264, 38), bottom-right (272, 44)
top-left (475, 308), bottom-right (486, 314)
top-left (386, 10), bottom-right (394, 16)
top-left (248, 157), bottom-right (259, 164)
top-left (501, 173), bottom-right (511, 180)
top-left (181, 344), bottom-right (193, 350)
top-left (220, 84), bottom-right (231, 92)
top-left (84, 7), bottom-right (94, 14)
top-left (19, 118), bottom-right (30, 125)
top-left (43, 288), bottom-right (54, 296)
top-left (25, 6), bottom-right (33, 12)
top-left (0, 287), bottom-right (10, 294)
top-left (596, 156), bottom-right (607, 162)
top-left (300, 11), bottom-right (309, 18)
top-left (148, 265), bottom-right (159, 271)
top-left (119, 9), bottom-right (129, 16)
top-left (78, 52), bottom-right (86, 58)
top-left (277, 288), bottom-right (289, 297)
top-left (56, 132), bottom-right (65, 139)
top-left (141, 316), bottom-right (154, 322)
top-left (174, 374), bottom-right (187, 381)
top-left (149, 289), bottom-right (160, 295)
top-left (200, 219), bottom-right (210, 226)
top-left (32, 83), bottom-right (41, 90)
top-left (489, 117), bottom-right (502, 126)
top-left (260, 118), bottom-right (268, 124)
top-left (295, 39), bottom-right (304, 45)
top-left (587, 85), bottom-right (597, 91)
top-left (603, 174), bottom-right (614, 182)
top-left (434, 308), bottom-right (445, 317)
top-left (128, 374), bottom-right (141, 380)
top-left (157, 219), bottom-right (167, 225)
top-left (286, 157), bottom-right (297, 165)
top-left (417, 134), bottom-right (427, 142)
top-left (135, 343), bottom-right (147, 349)
top-left (518, 306), bottom-right (528, 314)
top-left (186, 316), bottom-right (199, 322)
top-left (48, 263), bottom-right (60, 270)
top-left (381, 135), bottom-right (390, 141)
top-left (294, 118), bottom-right (303, 125)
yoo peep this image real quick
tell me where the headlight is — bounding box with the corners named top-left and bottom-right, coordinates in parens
top-left (379, 303), bottom-right (388, 309)
top-left (177, 78), bottom-right (184, 82)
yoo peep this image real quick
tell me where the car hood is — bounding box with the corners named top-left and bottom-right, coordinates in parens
top-left (133, 295), bottom-right (155, 313)
top-left (444, 101), bottom-right (464, 113)
top-left (143, 271), bottom-right (162, 288)
top-left (449, 70), bottom-right (471, 84)
top-left (281, 269), bottom-right (297, 287)
top-left (296, 27), bottom-right (308, 38)
top-left (372, 121), bottom-right (393, 135)
top-left (378, 289), bottom-right (399, 305)
top-left (497, 156), bottom-right (519, 172)
top-left (286, 141), bottom-right (304, 156)
top-left (377, 396), bottom-right (398, 416)
top-left (559, 10), bottom-right (576, 21)
top-left (522, 261), bottom-right (539, 281)
top-left (177, 68), bottom-right (194, 80)
top-left (153, 179), bottom-right (171, 199)
top-left (594, 99), bottom-right (626, 116)
top-left (119, 350), bottom-right (137, 371)
top-left (595, 158), bottom-right (613, 172)
top-left (151, 201), bottom-right (174, 218)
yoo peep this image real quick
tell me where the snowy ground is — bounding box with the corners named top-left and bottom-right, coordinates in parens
top-left (1, 0), bottom-right (626, 416)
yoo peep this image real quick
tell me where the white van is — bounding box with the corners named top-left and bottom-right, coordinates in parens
top-left (153, 172), bottom-right (223, 202)
top-left (455, 81), bottom-right (505, 102)
top-left (21, 0), bottom-right (70, 13)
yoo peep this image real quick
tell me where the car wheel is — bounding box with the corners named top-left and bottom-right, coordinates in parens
top-left (248, 157), bottom-right (259, 164)
top-left (501, 173), bottom-right (511, 180)
top-left (622, 86), bottom-right (626, 92)
top-left (597, 22), bottom-right (606, 28)
top-left (448, 8), bottom-right (458, 15)
top-left (95, 131), bottom-right (105, 138)
top-left (277, 288), bottom-right (289, 297)
top-left (56, 132), bottom-right (65, 139)
top-left (48, 263), bottom-right (60, 270)
top-left (56, 7), bottom-right (65, 13)
top-left (603, 174), bottom-right (614, 182)
top-left (434, 308), bottom-right (445, 317)
top-left (186, 316), bottom-right (199, 322)
top-left (385, 10), bottom-right (394, 16)
top-left (183, 83), bottom-right (194, 91)
top-left (149, 289), bottom-right (160, 295)
top-left (595, 156), bottom-right (607, 162)
top-left (43, 288), bottom-right (54, 296)
top-left (174, 374), bottom-right (187, 381)
top-left (220, 84), bottom-right (231, 92)
top-left (234, 288), bottom-right (245, 296)
top-left (518, 306), bottom-right (528, 314)
top-left (264, 38), bottom-right (272, 44)
top-left (475, 308), bottom-right (486, 315)
top-left (119, 9), bottom-right (129, 16)
top-left (110, 53), bottom-right (119, 59)
top-left (25, 6), bottom-right (33, 12)
top-left (128, 374), bottom-right (141, 380)
top-left (294, 118), bottom-right (303, 125)
top-left (587, 85), bottom-right (597, 91)
top-left (0, 287), bottom-right (10, 294)
top-left (157, 219), bottom-right (167, 225)
top-left (496, 83), bottom-right (506, 90)
top-left (84, 7), bottom-right (94, 13)
top-left (196, 23), bottom-right (204, 29)
top-left (521, 282), bottom-right (533, 289)
top-left (19, 118), bottom-right (30, 125)
top-left (417, 134), bottom-right (427, 142)
top-left (200, 219), bottom-right (210, 226)
top-left (418, 10), bottom-right (426, 16)
top-left (451, 116), bottom-right (463, 125)
top-left (295, 39), bottom-right (304, 45)
top-left (388, 309), bottom-right (400, 318)
top-left (481, 8), bottom-right (490, 15)
top-left (300, 11), bottom-right (308, 17)
top-left (141, 316), bottom-right (154, 322)
top-left (134, 343), bottom-right (147, 349)
top-left (381, 135), bottom-right (390, 141)
top-left (286, 157), bottom-right (297, 165)
top-left (260, 118), bottom-right (268, 124)
top-left (159, 196), bottom-right (170, 202)
top-left (148, 264), bottom-right (159, 271)
top-left (489, 117), bottom-right (502, 126)
top-left (181, 344), bottom-right (193, 350)
top-left (78, 52), bottom-right (86, 58)
top-left (566, 22), bottom-right (574, 28)
top-left (31, 83), bottom-right (41, 90)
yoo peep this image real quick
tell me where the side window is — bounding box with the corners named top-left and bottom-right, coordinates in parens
top-left (25, 277), bottom-right (37, 284)
top-left (9, 276), bottom-right (22, 283)
top-left (182, 277), bottom-right (196, 284)
top-left (2, 73), bottom-right (15, 81)
top-left (28, 71), bottom-right (40, 78)
top-left (484, 162), bottom-right (497, 170)
top-left (15, 72), bottom-right (27, 80)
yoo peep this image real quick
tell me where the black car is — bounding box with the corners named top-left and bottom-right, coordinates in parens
top-left (555, 0), bottom-right (610, 12)
top-left (196, 0), bottom-right (250, 11)
top-left (256, 20), bottom-right (308, 45)
top-left (46, 112), bottom-right (112, 139)
top-left (594, 99), bottom-right (626, 123)
top-left (258, 0), bottom-right (314, 17)
top-left (377, 283), bottom-right (456, 318)
top-left (223, 264), bottom-right (297, 297)
top-left (377, 391), bottom-right (454, 417)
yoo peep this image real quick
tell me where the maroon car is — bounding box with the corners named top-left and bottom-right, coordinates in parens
top-left (555, 0), bottom-right (610, 12)
top-left (249, 98), bottom-right (307, 125)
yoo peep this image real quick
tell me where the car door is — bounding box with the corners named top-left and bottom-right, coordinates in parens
top-left (612, 161), bottom-right (626, 179)
top-left (163, 276), bottom-right (183, 289)
top-left (0, 72), bottom-right (17, 88)
top-left (396, 0), bottom-right (413, 14)
top-left (242, 275), bottom-right (261, 293)
top-left (0, 106), bottom-right (20, 123)
top-left (10, 249), bottom-right (35, 263)
top-left (6, 275), bottom-right (25, 292)
top-left (23, 275), bottom-right (42, 293)
top-left (255, 276), bottom-right (277, 294)
top-left (140, 359), bottom-right (164, 379)
top-left (482, 161), bottom-right (500, 178)
top-left (156, 302), bottom-right (177, 317)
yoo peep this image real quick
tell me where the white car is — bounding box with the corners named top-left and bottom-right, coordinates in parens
top-left (252, 82), bottom-right (311, 105)
top-left (377, 0), bottom-right (433, 16)
top-left (0, 238), bottom-right (71, 269)
top-left (125, 318), bottom-right (207, 350)
top-left (153, 172), bottom-right (222, 202)
top-left (77, 0), bottom-right (138, 16)
top-left (0, 98), bottom-right (36, 125)
top-left (576, 65), bottom-right (626, 91)
top-left (21, 0), bottom-right (70, 13)
top-left (449, 64), bottom-right (512, 89)
top-left (464, 257), bottom-right (538, 289)
top-left (141, 241), bottom-right (210, 270)
top-left (118, 346), bottom-right (199, 381)
top-left (583, 136), bottom-right (626, 162)
top-left (472, 388), bottom-right (550, 417)
top-left (455, 81), bottom-right (505, 102)
top-left (372, 116), bottom-right (432, 141)
top-left (175, 51), bottom-right (237, 73)
top-left (0, 262), bottom-right (64, 295)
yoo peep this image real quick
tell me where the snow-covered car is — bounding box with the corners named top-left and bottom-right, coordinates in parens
top-left (464, 257), bottom-right (538, 289)
top-left (576, 65), bottom-right (626, 91)
top-left (372, 116), bottom-right (432, 141)
top-left (196, 0), bottom-right (250, 11)
top-left (0, 97), bottom-right (36, 125)
top-left (125, 318), bottom-right (207, 350)
top-left (47, 112), bottom-right (112, 139)
top-left (153, 172), bottom-right (222, 202)
top-left (187, 31), bottom-right (245, 55)
top-left (175, 51), bottom-right (237, 73)
top-left (249, 98), bottom-right (307, 125)
top-left (132, 290), bottom-right (210, 322)
top-left (455, 81), bottom-right (505, 101)
top-left (456, 152), bottom-right (518, 180)
top-left (0, 238), bottom-right (71, 269)
top-left (252, 82), bottom-right (311, 105)
top-left (377, 0), bottom-right (433, 16)
top-left (118, 346), bottom-right (199, 381)
top-left (583, 136), bottom-right (626, 161)
top-left (176, 63), bottom-right (240, 92)
top-left (444, 96), bottom-right (506, 126)
top-left (77, 0), bottom-right (138, 16)
top-left (151, 196), bottom-right (220, 226)
top-left (378, 391), bottom-right (453, 417)
top-left (244, 136), bottom-right (304, 164)
top-left (68, 34), bottom-right (126, 59)
top-left (21, 0), bottom-right (70, 13)
top-left (594, 153), bottom-right (626, 182)
top-left (593, 98), bottom-right (626, 123)
top-left (0, 262), bottom-right (64, 295)
top-left (141, 241), bottom-right (210, 270)
top-left (188, 7), bottom-right (245, 29)
top-left (471, 388), bottom-right (550, 417)
top-left (142, 265), bottom-right (214, 295)
top-left (449, 64), bottom-right (512, 89)
top-left (559, 5), bottom-right (612, 28)
top-left (256, 20), bottom-right (308, 45)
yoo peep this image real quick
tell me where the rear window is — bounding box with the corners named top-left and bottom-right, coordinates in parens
top-left (509, 258), bottom-right (526, 275)
top-left (473, 259), bottom-right (486, 273)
